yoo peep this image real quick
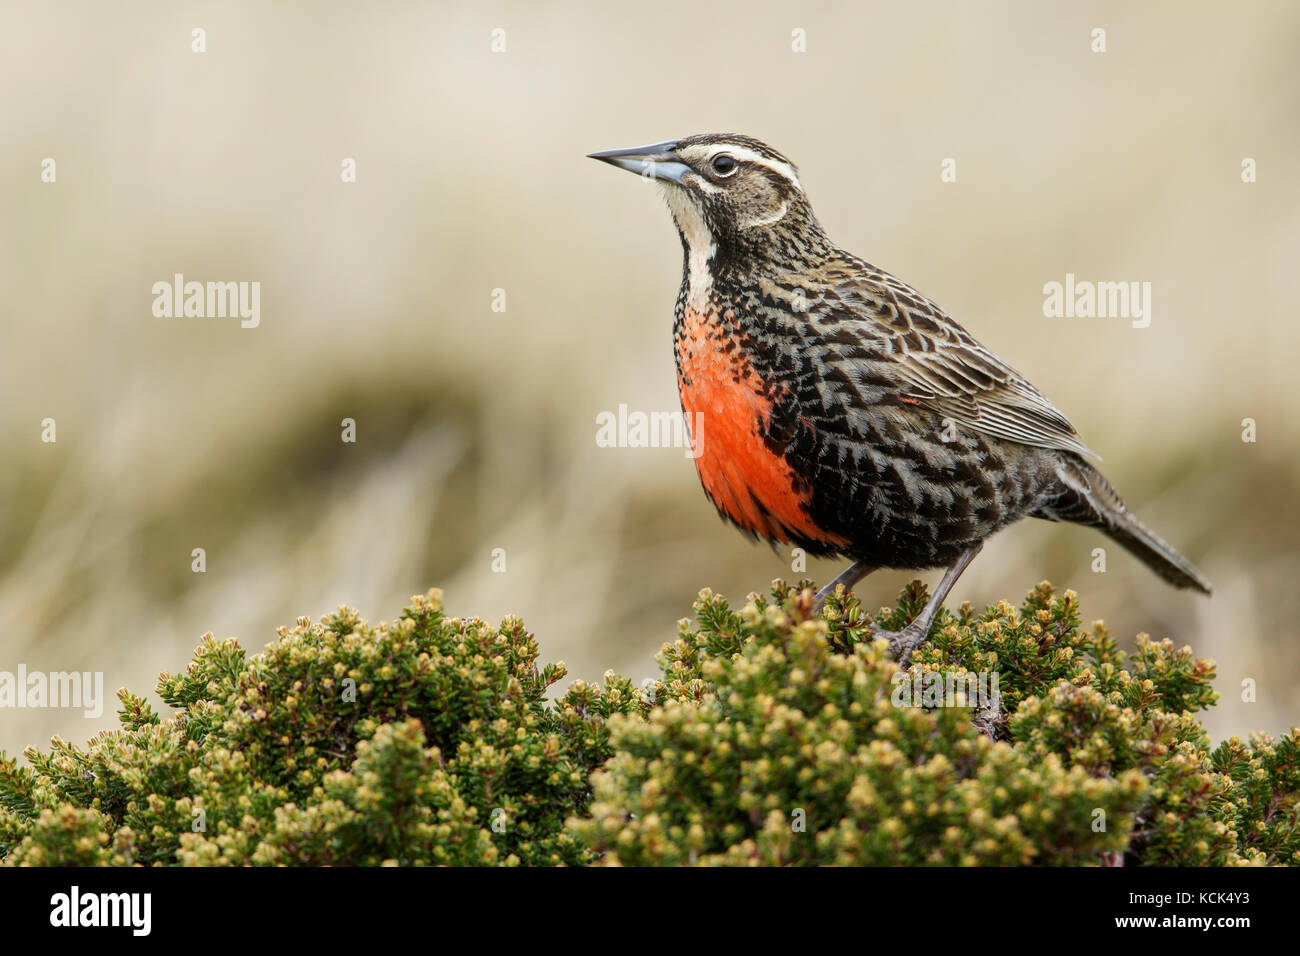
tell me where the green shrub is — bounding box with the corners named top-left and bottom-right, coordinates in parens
top-left (572, 582), bottom-right (1297, 866)
top-left (0, 590), bottom-right (642, 865)
top-left (2, 582), bottom-right (1295, 866)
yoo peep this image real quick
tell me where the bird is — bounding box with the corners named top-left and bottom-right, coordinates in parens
top-left (588, 133), bottom-right (1211, 662)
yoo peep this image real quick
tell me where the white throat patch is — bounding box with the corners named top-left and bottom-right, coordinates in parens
top-left (662, 185), bottom-right (716, 311)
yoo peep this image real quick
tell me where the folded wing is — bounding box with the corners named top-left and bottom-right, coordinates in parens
top-left (814, 258), bottom-right (1098, 460)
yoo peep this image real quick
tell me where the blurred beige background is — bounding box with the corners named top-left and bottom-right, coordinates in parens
top-left (2, 0), bottom-right (1298, 757)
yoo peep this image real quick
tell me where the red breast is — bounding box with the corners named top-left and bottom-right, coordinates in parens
top-left (676, 307), bottom-right (851, 548)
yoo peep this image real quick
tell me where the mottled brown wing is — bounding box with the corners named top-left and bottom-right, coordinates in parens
top-left (816, 258), bottom-right (1098, 460)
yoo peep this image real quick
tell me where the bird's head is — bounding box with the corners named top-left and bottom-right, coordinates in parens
top-left (588, 133), bottom-right (828, 269)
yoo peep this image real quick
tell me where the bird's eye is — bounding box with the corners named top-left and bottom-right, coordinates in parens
top-left (711, 154), bottom-right (737, 176)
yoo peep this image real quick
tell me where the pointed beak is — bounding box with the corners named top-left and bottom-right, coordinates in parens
top-left (587, 140), bottom-right (691, 184)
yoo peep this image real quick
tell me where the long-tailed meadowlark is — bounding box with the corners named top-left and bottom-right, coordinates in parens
top-left (589, 133), bottom-right (1210, 661)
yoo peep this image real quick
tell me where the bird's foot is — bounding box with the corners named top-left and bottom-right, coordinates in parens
top-left (812, 589), bottom-right (931, 664)
top-left (864, 620), bottom-right (930, 666)
top-left (811, 574), bottom-right (937, 665)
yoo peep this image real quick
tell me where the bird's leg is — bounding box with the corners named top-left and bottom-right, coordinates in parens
top-left (813, 560), bottom-right (878, 611)
top-left (881, 543), bottom-right (983, 665)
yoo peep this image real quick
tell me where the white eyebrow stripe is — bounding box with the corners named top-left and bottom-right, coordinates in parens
top-left (701, 144), bottom-right (803, 191)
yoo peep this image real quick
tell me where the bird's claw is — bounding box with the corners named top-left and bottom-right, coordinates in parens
top-left (813, 589), bottom-right (931, 664)
top-left (863, 621), bottom-right (929, 665)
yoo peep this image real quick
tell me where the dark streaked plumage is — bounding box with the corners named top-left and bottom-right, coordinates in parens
top-left (589, 133), bottom-right (1210, 659)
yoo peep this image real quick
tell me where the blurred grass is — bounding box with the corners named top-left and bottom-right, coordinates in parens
top-left (2, 0), bottom-right (1299, 756)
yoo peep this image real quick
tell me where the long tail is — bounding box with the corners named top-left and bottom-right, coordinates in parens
top-left (1035, 457), bottom-right (1213, 595)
